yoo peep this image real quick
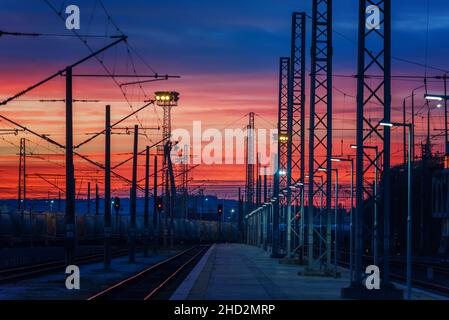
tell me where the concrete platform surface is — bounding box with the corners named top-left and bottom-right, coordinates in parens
top-left (171, 243), bottom-right (448, 300)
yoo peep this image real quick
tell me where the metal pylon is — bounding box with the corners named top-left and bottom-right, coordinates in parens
top-left (286, 12), bottom-right (306, 259)
top-left (307, 0), bottom-right (333, 272)
top-left (341, 0), bottom-right (402, 299)
top-left (272, 57), bottom-right (290, 257)
top-left (246, 112), bottom-right (255, 215)
top-left (354, 0), bottom-right (392, 287)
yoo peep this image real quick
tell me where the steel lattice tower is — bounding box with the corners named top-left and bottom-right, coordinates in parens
top-left (355, 0), bottom-right (391, 287)
top-left (246, 112), bottom-right (255, 214)
top-left (307, 0), bottom-right (333, 271)
top-left (278, 58), bottom-right (289, 191)
top-left (272, 57), bottom-right (290, 257)
top-left (286, 12), bottom-right (306, 258)
top-left (341, 0), bottom-right (401, 299)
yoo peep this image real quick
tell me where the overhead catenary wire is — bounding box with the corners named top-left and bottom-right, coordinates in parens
top-left (41, 0), bottom-right (163, 142)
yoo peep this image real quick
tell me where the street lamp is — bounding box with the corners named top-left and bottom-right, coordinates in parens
top-left (425, 92), bottom-right (449, 156)
top-left (317, 167), bottom-right (339, 278)
top-left (380, 121), bottom-right (414, 300)
top-left (350, 144), bottom-right (380, 267)
top-left (331, 157), bottom-right (354, 282)
top-left (424, 94), bottom-right (449, 101)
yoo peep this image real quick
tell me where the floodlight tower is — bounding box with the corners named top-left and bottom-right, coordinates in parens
top-left (155, 91), bottom-right (180, 247)
top-left (155, 91), bottom-right (180, 142)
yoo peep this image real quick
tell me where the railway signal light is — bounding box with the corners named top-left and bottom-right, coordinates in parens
top-left (156, 197), bottom-right (163, 212)
top-left (295, 213), bottom-right (301, 221)
top-left (217, 204), bottom-right (223, 216)
top-left (113, 197), bottom-right (121, 213)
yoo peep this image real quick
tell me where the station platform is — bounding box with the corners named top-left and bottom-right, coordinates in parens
top-left (171, 243), bottom-right (447, 300)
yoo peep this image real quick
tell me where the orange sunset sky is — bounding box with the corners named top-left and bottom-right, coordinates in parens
top-left (1, 0), bottom-right (449, 203)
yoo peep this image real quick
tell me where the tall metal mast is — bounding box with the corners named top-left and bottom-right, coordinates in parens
top-left (306, 0), bottom-right (333, 273)
top-left (286, 12), bottom-right (306, 259)
top-left (342, 0), bottom-right (402, 299)
top-left (273, 57), bottom-right (290, 257)
top-left (155, 91), bottom-right (179, 247)
top-left (246, 112), bottom-right (255, 214)
top-left (18, 138), bottom-right (26, 211)
top-left (65, 66), bottom-right (76, 267)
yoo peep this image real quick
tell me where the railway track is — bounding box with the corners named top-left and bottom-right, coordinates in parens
top-left (0, 249), bottom-right (129, 284)
top-left (88, 245), bottom-right (210, 300)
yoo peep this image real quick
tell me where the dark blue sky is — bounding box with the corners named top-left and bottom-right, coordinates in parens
top-left (2, 0), bottom-right (449, 77)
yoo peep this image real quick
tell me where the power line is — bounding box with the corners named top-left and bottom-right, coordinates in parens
top-left (0, 30), bottom-right (120, 38)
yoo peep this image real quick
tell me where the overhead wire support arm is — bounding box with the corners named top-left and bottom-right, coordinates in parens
top-left (112, 137), bottom-right (168, 170)
top-left (74, 100), bottom-right (154, 149)
top-left (0, 29), bottom-right (123, 38)
top-left (0, 35), bottom-right (127, 106)
top-left (0, 112), bottom-right (142, 192)
top-left (120, 75), bottom-right (181, 87)
top-left (0, 113), bottom-right (65, 149)
top-left (68, 74), bottom-right (180, 79)
top-left (34, 173), bottom-right (66, 194)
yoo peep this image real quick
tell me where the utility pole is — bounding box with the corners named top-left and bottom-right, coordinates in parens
top-left (163, 156), bottom-right (169, 247)
top-left (87, 182), bottom-right (91, 215)
top-left (403, 99), bottom-right (407, 165)
top-left (333, 169), bottom-right (339, 278)
top-left (153, 155), bottom-right (158, 247)
top-left (257, 154), bottom-right (262, 208)
top-left (95, 183), bottom-right (99, 216)
top-left (264, 168), bottom-right (267, 203)
top-left (238, 187), bottom-right (243, 242)
top-left (182, 144), bottom-right (189, 219)
top-left (144, 145), bottom-right (150, 257)
top-left (246, 113), bottom-right (255, 215)
top-left (104, 105), bottom-right (112, 269)
top-left (129, 125), bottom-right (138, 263)
top-left (18, 137), bottom-right (26, 211)
top-left (23, 139), bottom-right (26, 211)
top-left (166, 142), bottom-right (177, 248)
top-left (445, 73), bottom-right (448, 156)
top-left (18, 138), bottom-right (22, 210)
top-left (65, 66), bottom-right (76, 267)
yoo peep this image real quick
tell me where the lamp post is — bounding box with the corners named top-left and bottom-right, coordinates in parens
top-left (380, 121), bottom-right (414, 300)
top-left (351, 144), bottom-right (379, 267)
top-left (401, 85), bottom-right (424, 162)
top-left (315, 175), bottom-right (324, 258)
top-left (331, 157), bottom-right (354, 281)
top-left (425, 90), bottom-right (449, 156)
top-left (319, 167), bottom-right (339, 277)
